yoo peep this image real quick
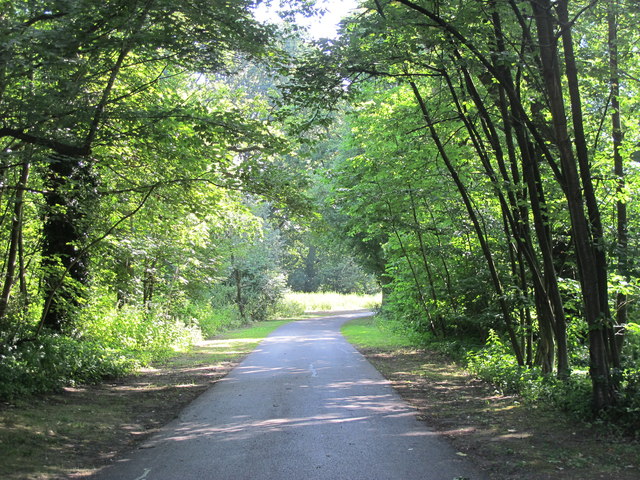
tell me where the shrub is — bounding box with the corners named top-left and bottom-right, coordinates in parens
top-left (0, 296), bottom-right (207, 401)
top-left (80, 302), bottom-right (198, 363)
top-left (0, 335), bottom-right (136, 400)
top-left (271, 297), bottom-right (306, 318)
top-left (466, 330), bottom-right (541, 394)
top-left (196, 304), bottom-right (243, 338)
top-left (604, 367), bottom-right (640, 437)
top-left (465, 330), bottom-right (593, 418)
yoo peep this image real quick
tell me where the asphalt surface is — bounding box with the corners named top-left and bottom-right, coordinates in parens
top-left (90, 312), bottom-right (486, 480)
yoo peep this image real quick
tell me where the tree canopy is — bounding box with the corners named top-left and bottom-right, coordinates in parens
top-left (1, 0), bottom-right (640, 428)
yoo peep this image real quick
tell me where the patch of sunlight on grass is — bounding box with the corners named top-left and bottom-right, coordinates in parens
top-left (341, 316), bottom-right (417, 350)
top-left (162, 319), bottom-right (292, 369)
top-left (284, 291), bottom-right (382, 312)
top-left (224, 319), bottom-right (291, 339)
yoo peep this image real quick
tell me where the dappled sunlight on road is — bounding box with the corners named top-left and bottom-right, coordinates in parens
top-left (142, 399), bottom-right (435, 449)
top-left (228, 365), bottom-right (309, 376)
top-left (136, 368), bottom-right (434, 450)
top-left (325, 394), bottom-right (415, 417)
top-left (91, 311), bottom-right (484, 480)
top-left (148, 414), bottom-right (371, 444)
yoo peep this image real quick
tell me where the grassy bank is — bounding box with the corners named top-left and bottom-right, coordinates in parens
top-left (0, 318), bottom-right (292, 480)
top-left (342, 316), bottom-right (638, 480)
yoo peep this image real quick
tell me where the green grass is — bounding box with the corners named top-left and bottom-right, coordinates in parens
top-left (164, 319), bottom-right (292, 367)
top-left (224, 319), bottom-right (291, 339)
top-left (341, 316), bottom-right (417, 349)
top-left (282, 291), bottom-right (382, 314)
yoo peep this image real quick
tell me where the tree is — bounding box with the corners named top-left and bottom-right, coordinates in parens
top-left (0, 0), bottom-right (299, 335)
top-left (285, 0), bottom-right (640, 412)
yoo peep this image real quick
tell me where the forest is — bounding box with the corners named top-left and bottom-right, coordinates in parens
top-left (0, 0), bottom-right (639, 431)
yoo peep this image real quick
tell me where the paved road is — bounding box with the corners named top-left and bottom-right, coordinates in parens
top-left (90, 312), bottom-right (486, 480)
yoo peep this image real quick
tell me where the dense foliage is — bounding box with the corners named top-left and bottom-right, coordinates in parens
top-left (295, 0), bottom-right (640, 421)
top-left (2, 0), bottom-right (639, 432)
top-left (0, 0), bottom-right (300, 398)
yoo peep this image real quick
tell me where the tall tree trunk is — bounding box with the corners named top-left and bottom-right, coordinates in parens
top-left (556, 0), bottom-right (617, 368)
top-left (303, 245), bottom-right (318, 292)
top-left (0, 160), bottom-right (30, 321)
top-left (530, 0), bottom-right (615, 410)
top-left (608, 0), bottom-right (627, 355)
top-left (17, 220), bottom-right (28, 300)
top-left (408, 186), bottom-right (445, 335)
top-left (410, 80), bottom-right (524, 365)
top-left (488, 1), bottom-right (569, 377)
top-left (422, 199), bottom-right (456, 312)
top-left (379, 186), bottom-right (437, 336)
top-left (231, 254), bottom-right (246, 322)
top-left (40, 154), bottom-right (96, 331)
top-left (39, 6), bottom-right (146, 330)
top-left (448, 59), bottom-right (566, 374)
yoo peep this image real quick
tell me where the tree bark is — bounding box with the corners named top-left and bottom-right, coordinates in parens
top-left (408, 186), bottom-right (445, 335)
top-left (0, 160), bottom-right (30, 321)
top-left (40, 154), bottom-right (96, 331)
top-left (556, 0), bottom-right (617, 368)
top-left (231, 254), bottom-right (246, 322)
top-left (608, 0), bottom-right (627, 356)
top-left (530, 0), bottom-right (615, 410)
top-left (410, 80), bottom-right (524, 365)
top-left (379, 185), bottom-right (437, 336)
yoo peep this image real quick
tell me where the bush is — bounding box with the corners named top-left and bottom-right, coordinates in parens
top-left (602, 367), bottom-right (640, 437)
top-left (271, 297), bottom-right (306, 318)
top-left (465, 330), bottom-right (593, 417)
top-left (80, 302), bottom-right (198, 364)
top-left (0, 335), bottom-right (136, 400)
top-left (196, 304), bottom-right (243, 338)
top-left (466, 330), bottom-right (541, 394)
top-left (0, 297), bottom-right (209, 401)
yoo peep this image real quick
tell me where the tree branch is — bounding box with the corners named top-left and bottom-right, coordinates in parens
top-left (0, 128), bottom-right (89, 156)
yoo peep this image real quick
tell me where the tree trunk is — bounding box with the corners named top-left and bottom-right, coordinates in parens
top-left (487, 1), bottom-right (569, 377)
top-left (408, 186), bottom-right (445, 335)
top-left (380, 187), bottom-right (437, 336)
top-left (448, 59), bottom-right (567, 374)
top-left (410, 80), bottom-right (524, 365)
top-left (422, 200), bottom-right (456, 311)
top-left (530, 0), bottom-right (615, 410)
top-left (39, 10), bottom-right (144, 330)
top-left (0, 160), bottom-right (30, 321)
top-left (303, 245), bottom-right (318, 293)
top-left (556, 0), bottom-right (617, 368)
top-left (40, 154), bottom-right (96, 331)
top-left (232, 257), bottom-right (246, 322)
top-left (608, 0), bottom-right (627, 356)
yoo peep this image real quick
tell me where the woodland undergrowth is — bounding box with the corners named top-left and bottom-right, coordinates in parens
top-left (379, 314), bottom-right (640, 437)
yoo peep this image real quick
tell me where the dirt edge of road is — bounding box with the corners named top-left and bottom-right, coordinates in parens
top-left (356, 346), bottom-right (638, 480)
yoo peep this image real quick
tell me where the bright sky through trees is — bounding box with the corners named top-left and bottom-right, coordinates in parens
top-left (254, 0), bottom-right (358, 39)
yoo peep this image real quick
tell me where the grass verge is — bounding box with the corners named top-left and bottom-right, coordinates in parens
top-left (342, 316), bottom-right (639, 480)
top-left (0, 318), bottom-right (291, 480)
